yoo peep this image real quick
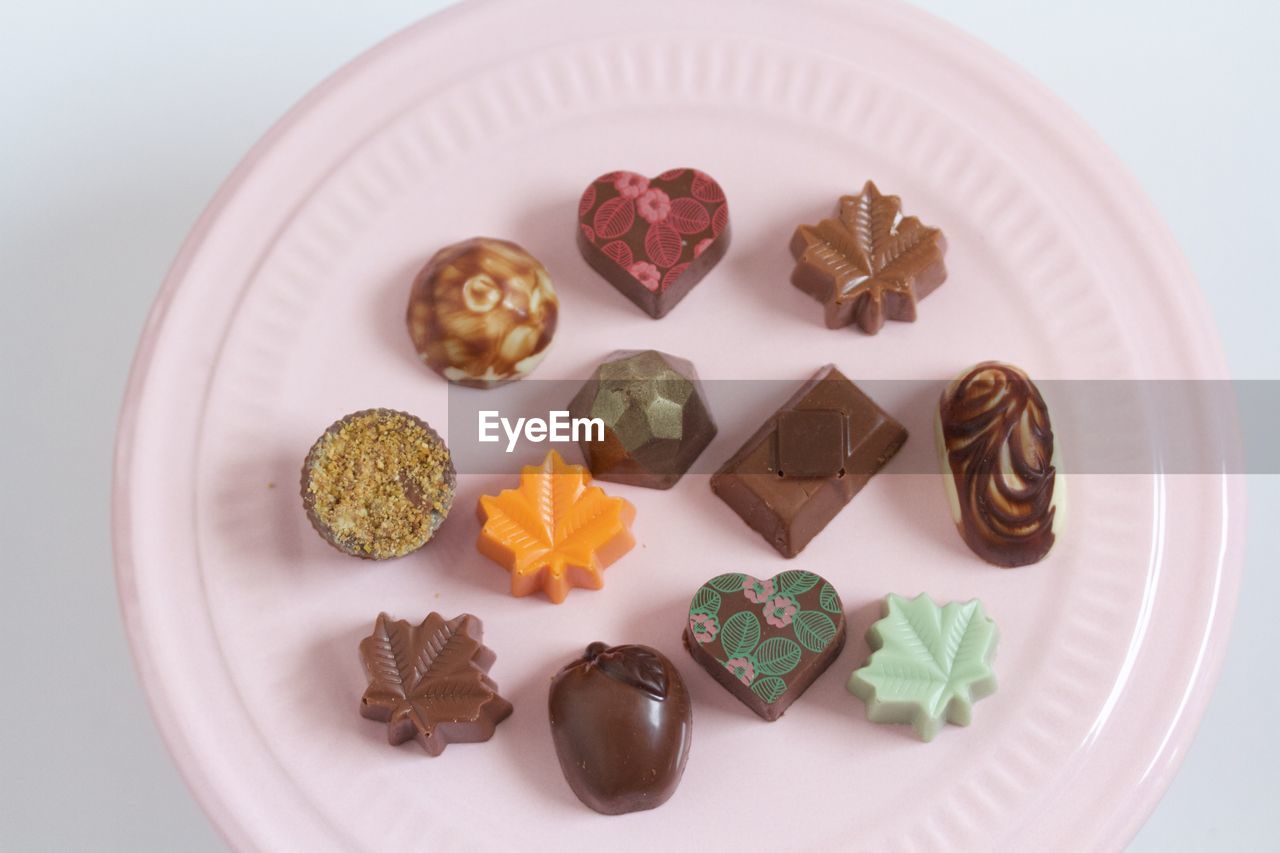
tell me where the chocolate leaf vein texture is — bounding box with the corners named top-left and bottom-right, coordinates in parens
top-left (751, 676), bottom-right (787, 703)
top-left (477, 452), bottom-right (634, 597)
top-left (691, 586), bottom-right (721, 615)
top-left (818, 583), bottom-right (843, 614)
top-left (595, 645), bottom-right (669, 699)
top-left (720, 610), bottom-right (762, 658)
top-left (707, 573), bottom-right (746, 594)
top-left (754, 636), bottom-right (802, 676)
top-left (777, 570), bottom-right (820, 596)
top-left (793, 610), bottom-right (838, 653)
top-left (365, 614), bottom-right (478, 699)
top-left (414, 621), bottom-right (472, 686)
top-left (849, 594), bottom-right (998, 741)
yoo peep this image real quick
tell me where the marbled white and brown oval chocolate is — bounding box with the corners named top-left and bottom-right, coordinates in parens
top-left (936, 361), bottom-right (1065, 567)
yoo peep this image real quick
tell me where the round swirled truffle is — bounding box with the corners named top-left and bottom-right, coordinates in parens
top-left (407, 237), bottom-right (558, 388)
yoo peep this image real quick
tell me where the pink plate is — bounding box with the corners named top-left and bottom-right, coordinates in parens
top-left (113, 1), bottom-right (1243, 850)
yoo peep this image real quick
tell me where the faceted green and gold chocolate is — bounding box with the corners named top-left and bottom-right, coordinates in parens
top-left (568, 349), bottom-right (716, 489)
top-left (683, 571), bottom-right (846, 721)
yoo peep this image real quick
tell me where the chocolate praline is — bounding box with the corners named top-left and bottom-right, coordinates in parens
top-left (566, 349), bottom-right (717, 489)
top-left (358, 612), bottom-right (512, 755)
top-left (407, 237), bottom-right (558, 388)
top-left (300, 408), bottom-right (456, 559)
top-left (576, 168), bottom-right (730, 319)
top-left (684, 571), bottom-right (847, 721)
top-left (711, 365), bottom-right (906, 558)
top-left (936, 361), bottom-right (1064, 567)
top-left (548, 642), bottom-right (692, 815)
top-left (790, 180), bottom-right (947, 334)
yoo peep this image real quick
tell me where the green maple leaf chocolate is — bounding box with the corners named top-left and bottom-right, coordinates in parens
top-left (847, 593), bottom-right (998, 742)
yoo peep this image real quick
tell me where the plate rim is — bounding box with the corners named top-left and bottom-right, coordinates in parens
top-left (112, 1), bottom-right (1245, 849)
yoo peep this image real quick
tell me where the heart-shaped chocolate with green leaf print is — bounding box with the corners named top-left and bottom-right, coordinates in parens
top-left (682, 570), bottom-right (846, 721)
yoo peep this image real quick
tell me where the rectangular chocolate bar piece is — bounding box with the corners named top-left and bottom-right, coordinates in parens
top-left (710, 365), bottom-right (906, 558)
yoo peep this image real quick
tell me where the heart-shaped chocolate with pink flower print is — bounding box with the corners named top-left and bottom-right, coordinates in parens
top-left (682, 570), bottom-right (846, 721)
top-left (577, 168), bottom-right (731, 318)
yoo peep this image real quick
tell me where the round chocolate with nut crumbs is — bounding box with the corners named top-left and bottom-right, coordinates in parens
top-left (300, 409), bottom-right (456, 560)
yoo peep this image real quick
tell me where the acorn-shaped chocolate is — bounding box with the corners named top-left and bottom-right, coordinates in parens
top-left (548, 643), bottom-right (692, 815)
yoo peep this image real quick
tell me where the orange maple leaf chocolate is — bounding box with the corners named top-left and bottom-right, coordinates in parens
top-left (476, 451), bottom-right (636, 603)
top-left (790, 181), bottom-right (947, 334)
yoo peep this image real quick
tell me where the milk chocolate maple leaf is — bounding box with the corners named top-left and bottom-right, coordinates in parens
top-left (358, 612), bottom-right (512, 756)
top-left (847, 594), bottom-right (997, 741)
top-left (476, 451), bottom-right (636, 603)
top-left (790, 181), bottom-right (947, 334)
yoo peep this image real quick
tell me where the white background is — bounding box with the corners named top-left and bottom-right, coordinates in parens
top-left (1, 0), bottom-right (1276, 849)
